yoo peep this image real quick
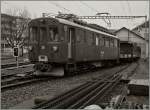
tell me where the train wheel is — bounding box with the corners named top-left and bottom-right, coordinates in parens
top-left (64, 63), bottom-right (77, 76)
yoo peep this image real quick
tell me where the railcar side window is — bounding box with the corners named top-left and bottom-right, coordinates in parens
top-left (76, 29), bottom-right (80, 42)
top-left (84, 30), bottom-right (86, 42)
top-left (96, 34), bottom-right (99, 46)
top-left (87, 32), bottom-right (93, 45)
top-left (114, 39), bottom-right (118, 47)
top-left (105, 38), bottom-right (110, 47)
top-left (92, 33), bottom-right (95, 45)
top-left (110, 39), bottom-right (114, 47)
top-left (29, 27), bottom-right (38, 42)
top-left (48, 28), bottom-right (59, 42)
top-left (99, 37), bottom-right (105, 46)
top-left (76, 29), bottom-right (84, 43)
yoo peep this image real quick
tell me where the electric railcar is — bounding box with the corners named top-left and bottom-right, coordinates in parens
top-left (28, 17), bottom-right (120, 76)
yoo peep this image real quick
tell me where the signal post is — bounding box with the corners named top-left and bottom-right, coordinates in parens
top-left (13, 46), bottom-right (19, 68)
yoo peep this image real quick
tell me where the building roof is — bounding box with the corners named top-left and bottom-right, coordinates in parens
top-left (132, 20), bottom-right (149, 31)
top-left (115, 27), bottom-right (145, 40)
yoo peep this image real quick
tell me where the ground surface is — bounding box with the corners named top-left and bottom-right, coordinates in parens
top-left (126, 60), bottom-right (149, 105)
top-left (1, 65), bottom-right (125, 109)
top-left (1, 60), bottom-right (149, 109)
top-left (130, 60), bottom-right (149, 79)
top-left (1, 55), bottom-right (28, 65)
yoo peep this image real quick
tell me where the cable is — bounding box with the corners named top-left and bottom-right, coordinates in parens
top-left (80, 1), bottom-right (111, 28)
top-left (48, 1), bottom-right (72, 13)
top-left (80, 1), bottom-right (99, 13)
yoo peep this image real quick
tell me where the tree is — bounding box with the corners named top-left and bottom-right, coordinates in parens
top-left (4, 8), bottom-right (31, 48)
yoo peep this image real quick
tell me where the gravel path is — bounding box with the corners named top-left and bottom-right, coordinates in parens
top-left (1, 65), bottom-right (128, 109)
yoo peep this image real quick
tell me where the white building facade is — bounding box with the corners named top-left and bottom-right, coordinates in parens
top-left (132, 21), bottom-right (149, 59)
top-left (115, 27), bottom-right (148, 59)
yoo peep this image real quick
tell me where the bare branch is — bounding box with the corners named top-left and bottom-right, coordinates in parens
top-left (3, 7), bottom-right (31, 48)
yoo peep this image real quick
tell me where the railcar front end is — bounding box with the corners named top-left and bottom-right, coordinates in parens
top-left (28, 18), bottom-right (68, 76)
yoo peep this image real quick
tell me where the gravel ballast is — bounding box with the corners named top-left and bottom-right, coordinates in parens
top-left (1, 64), bottom-right (132, 109)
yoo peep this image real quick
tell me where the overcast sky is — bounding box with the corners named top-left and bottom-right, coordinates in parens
top-left (1, 1), bottom-right (149, 29)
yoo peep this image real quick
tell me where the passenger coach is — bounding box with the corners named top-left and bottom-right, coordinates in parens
top-left (28, 17), bottom-right (120, 76)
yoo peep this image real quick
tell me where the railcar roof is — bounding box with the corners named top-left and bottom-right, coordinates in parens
top-left (56, 18), bottom-right (118, 39)
top-left (30, 17), bottom-right (118, 39)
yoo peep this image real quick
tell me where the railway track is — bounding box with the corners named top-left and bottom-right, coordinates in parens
top-left (1, 70), bottom-right (52, 91)
top-left (1, 76), bottom-right (55, 92)
top-left (1, 62), bottom-right (32, 69)
top-left (1, 68), bottom-right (34, 79)
top-left (32, 63), bottom-right (133, 109)
top-left (1, 77), bottom-right (51, 91)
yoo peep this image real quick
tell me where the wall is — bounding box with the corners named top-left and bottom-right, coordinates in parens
top-left (116, 28), bottom-right (148, 59)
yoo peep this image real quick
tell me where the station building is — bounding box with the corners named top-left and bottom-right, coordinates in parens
top-left (132, 20), bottom-right (149, 59)
top-left (132, 21), bottom-right (149, 41)
top-left (115, 27), bottom-right (148, 59)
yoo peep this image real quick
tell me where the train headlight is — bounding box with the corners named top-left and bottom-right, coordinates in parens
top-left (52, 46), bottom-right (58, 52)
top-left (41, 45), bottom-right (45, 50)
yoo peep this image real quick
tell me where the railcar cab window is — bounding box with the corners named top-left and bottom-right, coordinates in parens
top-left (40, 27), bottom-right (47, 42)
top-left (29, 27), bottom-right (38, 42)
top-left (48, 27), bottom-right (59, 42)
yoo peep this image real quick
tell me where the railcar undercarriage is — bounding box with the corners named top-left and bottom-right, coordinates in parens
top-left (33, 59), bottom-right (120, 77)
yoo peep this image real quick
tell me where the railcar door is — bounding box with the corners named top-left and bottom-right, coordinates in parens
top-left (68, 28), bottom-right (76, 61)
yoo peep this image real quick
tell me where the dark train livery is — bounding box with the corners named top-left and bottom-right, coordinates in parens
top-left (120, 41), bottom-right (141, 62)
top-left (28, 17), bottom-right (140, 76)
